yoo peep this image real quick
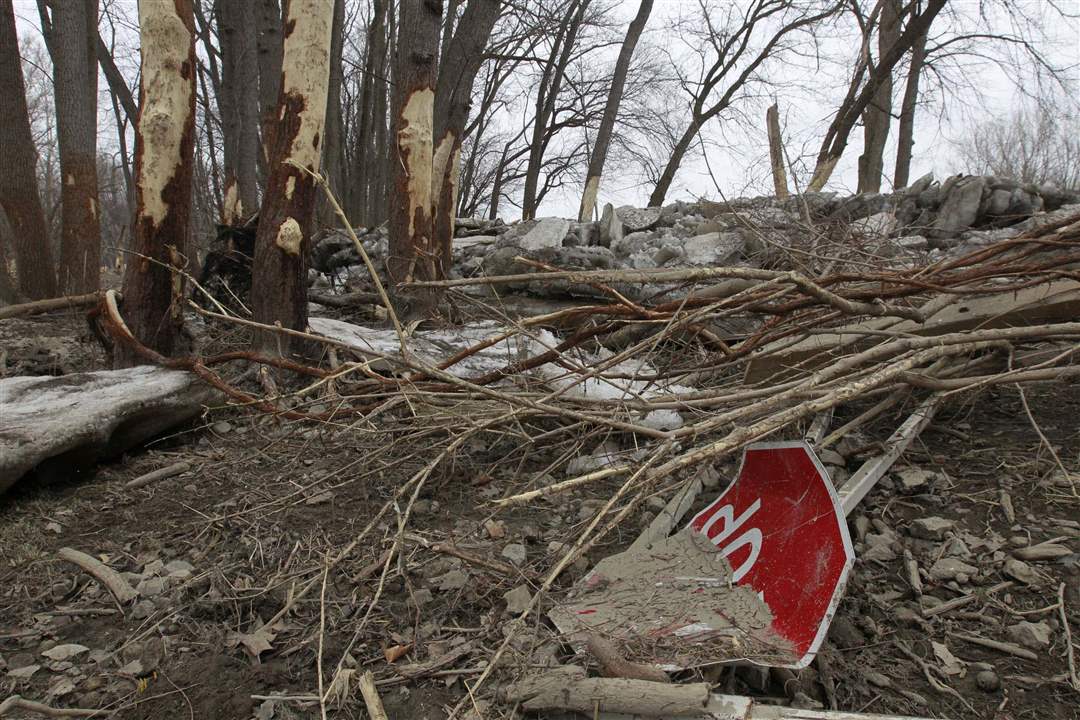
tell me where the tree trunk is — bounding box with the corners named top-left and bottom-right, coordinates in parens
top-left (809, 0), bottom-right (946, 191)
top-left (318, 0), bottom-right (346, 226)
top-left (42, 0), bottom-right (101, 294)
top-left (118, 0), bottom-right (196, 367)
top-left (256, 0), bottom-right (284, 172)
top-left (766, 103), bottom-right (789, 200)
top-left (577, 0), bottom-right (652, 221)
top-left (348, 0), bottom-right (386, 223)
top-left (521, 0), bottom-right (586, 221)
top-left (0, 0), bottom-right (58, 299)
top-left (217, 0), bottom-right (262, 222)
top-left (387, 0), bottom-right (443, 318)
top-left (250, 0), bottom-right (335, 355)
top-left (647, 120), bottom-right (699, 208)
top-left (431, 0), bottom-right (501, 272)
top-left (893, 25), bottom-right (927, 189)
top-left (857, 0), bottom-right (900, 194)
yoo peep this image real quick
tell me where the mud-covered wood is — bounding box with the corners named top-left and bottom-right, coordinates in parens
top-left (0, 366), bottom-right (218, 494)
top-left (499, 666), bottom-right (709, 716)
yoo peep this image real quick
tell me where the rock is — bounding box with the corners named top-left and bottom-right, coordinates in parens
top-left (897, 467), bottom-right (933, 493)
top-left (975, 669), bottom-right (1001, 692)
top-left (895, 235), bottom-right (929, 250)
top-left (131, 600), bottom-right (156, 620)
top-left (1006, 620), bottom-right (1051, 650)
top-left (818, 448), bottom-right (845, 467)
top-left (411, 499), bottom-right (433, 516)
top-left (503, 585), bottom-right (532, 615)
top-left (852, 211), bottom-right (896, 238)
top-left (909, 516), bottom-right (954, 540)
top-left (434, 569), bottom-right (469, 592)
top-left (164, 560), bottom-right (194, 579)
top-left (928, 557), bottom-right (978, 582)
top-left (211, 420), bottom-right (233, 434)
top-left (8, 663), bottom-right (41, 679)
top-left (681, 232), bottom-right (744, 265)
top-left (599, 203), bottom-right (623, 248)
top-left (40, 644), bottom-right (89, 662)
top-left (827, 616), bottom-right (865, 648)
top-left (501, 543), bottom-right (527, 566)
top-left (645, 495), bottom-right (668, 512)
top-left (409, 588), bottom-right (434, 609)
top-left (515, 218), bottom-right (571, 252)
top-left (615, 206), bottom-right (661, 232)
top-left (866, 671), bottom-right (892, 689)
top-left (932, 176), bottom-right (986, 238)
top-left (1004, 557), bottom-right (1039, 584)
top-left (121, 639), bottom-right (163, 676)
top-left (136, 576), bottom-right (167, 597)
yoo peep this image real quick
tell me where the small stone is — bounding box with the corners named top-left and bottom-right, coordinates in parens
top-left (503, 585), bottom-right (532, 615)
top-left (1004, 557), bottom-right (1038, 584)
top-left (483, 519), bottom-right (506, 539)
top-left (862, 543), bottom-right (898, 563)
top-left (866, 671), bottom-right (892, 689)
top-left (130, 600), bottom-right (156, 620)
top-left (501, 543), bottom-right (527, 566)
top-left (164, 560), bottom-right (194, 578)
top-left (211, 421), bottom-right (233, 434)
top-left (928, 558), bottom-right (978, 582)
top-left (41, 644), bottom-right (89, 662)
top-left (975, 669), bottom-right (1001, 692)
top-left (897, 467), bottom-right (934, 493)
top-left (136, 576), bottom-right (167, 597)
top-left (411, 499), bottom-right (433, 515)
top-left (1006, 620), bottom-right (1051, 650)
top-left (910, 516), bottom-right (954, 540)
top-left (409, 589), bottom-right (434, 609)
top-left (8, 664), bottom-right (41, 679)
top-left (791, 692), bottom-right (824, 710)
top-left (434, 569), bottom-right (469, 592)
top-left (955, 572), bottom-right (971, 585)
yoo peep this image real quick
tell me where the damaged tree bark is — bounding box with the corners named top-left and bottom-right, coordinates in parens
top-left (766, 103), bottom-right (789, 200)
top-left (117, 0), bottom-right (197, 366)
top-left (216, 0), bottom-right (262, 222)
top-left (431, 0), bottom-right (501, 272)
top-left (249, 0), bottom-right (334, 355)
top-left (386, 0), bottom-right (443, 319)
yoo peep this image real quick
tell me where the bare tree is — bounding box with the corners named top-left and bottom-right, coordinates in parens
top-left (856, 0), bottom-right (900, 193)
top-left (217, 0), bottom-right (262, 222)
top-left (0, 0), bottom-right (57, 299)
top-left (807, 0), bottom-right (946, 191)
top-left (37, 0), bottom-right (102, 294)
top-left (577, 0), bottom-right (652, 221)
top-left (250, 0), bottom-right (335, 354)
top-left (893, 17), bottom-right (926, 188)
top-left (118, 0), bottom-right (197, 366)
top-left (386, 0), bottom-right (442, 318)
top-left (648, 0), bottom-right (841, 207)
top-left (256, 0), bottom-right (283, 171)
top-left (432, 0), bottom-right (502, 270)
top-left (954, 99), bottom-right (1080, 191)
top-left (349, 0), bottom-right (390, 225)
top-left (319, 0), bottom-right (346, 225)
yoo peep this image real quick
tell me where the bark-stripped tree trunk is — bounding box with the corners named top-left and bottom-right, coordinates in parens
top-left (386, 0), bottom-right (442, 319)
top-left (256, 0), bottom-right (284, 172)
top-left (577, 0), bottom-right (652, 221)
top-left (39, 0), bottom-right (101, 294)
top-left (1, 0), bottom-right (57, 300)
top-left (217, 0), bottom-right (262, 223)
top-left (318, 0), bottom-right (346, 226)
top-left (431, 0), bottom-right (501, 272)
top-left (893, 24), bottom-right (927, 189)
top-left (856, 0), bottom-right (900, 193)
top-left (250, 0), bottom-right (334, 355)
top-left (118, 0), bottom-right (196, 367)
top-left (808, 0), bottom-right (945, 191)
top-left (766, 102), bottom-right (789, 199)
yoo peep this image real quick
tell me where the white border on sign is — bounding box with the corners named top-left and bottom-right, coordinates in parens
top-left (687, 440), bottom-right (855, 669)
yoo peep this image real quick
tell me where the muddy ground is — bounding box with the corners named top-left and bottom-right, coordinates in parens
top-left (1, 311), bottom-right (1078, 719)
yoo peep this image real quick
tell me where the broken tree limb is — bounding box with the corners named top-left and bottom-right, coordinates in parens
top-left (125, 461), bottom-right (192, 489)
top-left (838, 394), bottom-right (940, 516)
top-left (499, 666), bottom-right (709, 716)
top-left (358, 671), bottom-right (389, 720)
top-left (0, 695), bottom-right (106, 717)
top-left (56, 547), bottom-right (138, 605)
top-left (0, 292), bottom-right (102, 321)
top-left (949, 632), bottom-right (1039, 661)
top-left (586, 635), bottom-right (671, 683)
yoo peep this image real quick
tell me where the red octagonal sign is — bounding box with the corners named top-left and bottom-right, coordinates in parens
top-left (688, 441), bottom-right (854, 667)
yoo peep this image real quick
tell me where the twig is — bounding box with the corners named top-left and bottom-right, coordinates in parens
top-left (56, 547), bottom-right (138, 605)
top-left (1060, 582), bottom-right (1080, 692)
top-left (125, 461), bottom-right (192, 489)
top-left (358, 672), bottom-right (389, 720)
top-left (949, 631), bottom-right (1039, 660)
top-left (0, 695), bottom-right (106, 717)
top-left (316, 562), bottom-right (329, 720)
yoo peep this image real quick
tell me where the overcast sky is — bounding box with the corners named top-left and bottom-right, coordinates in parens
top-left (12, 0), bottom-right (1080, 221)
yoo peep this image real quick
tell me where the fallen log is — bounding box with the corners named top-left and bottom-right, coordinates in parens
top-left (499, 665), bottom-right (709, 716)
top-left (0, 366), bottom-right (218, 494)
top-left (0, 292), bottom-right (102, 321)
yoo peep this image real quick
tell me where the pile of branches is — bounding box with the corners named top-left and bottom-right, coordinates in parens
top-left (95, 209), bottom-right (1080, 715)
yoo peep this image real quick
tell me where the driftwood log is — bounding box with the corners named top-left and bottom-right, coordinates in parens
top-left (0, 366), bottom-right (218, 494)
top-left (499, 666), bottom-right (709, 716)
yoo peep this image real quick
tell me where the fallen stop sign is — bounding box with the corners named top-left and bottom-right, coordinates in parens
top-left (688, 441), bottom-right (854, 667)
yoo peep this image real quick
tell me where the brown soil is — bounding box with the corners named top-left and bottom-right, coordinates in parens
top-left (1, 318), bottom-right (1078, 720)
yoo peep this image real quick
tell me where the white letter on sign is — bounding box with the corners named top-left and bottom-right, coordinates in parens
top-left (700, 499), bottom-right (762, 583)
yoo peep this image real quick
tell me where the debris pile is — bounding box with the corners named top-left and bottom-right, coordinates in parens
top-left (2, 179), bottom-right (1079, 719)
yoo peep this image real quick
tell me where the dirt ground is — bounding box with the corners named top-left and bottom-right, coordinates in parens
top-left (1, 312), bottom-right (1079, 719)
